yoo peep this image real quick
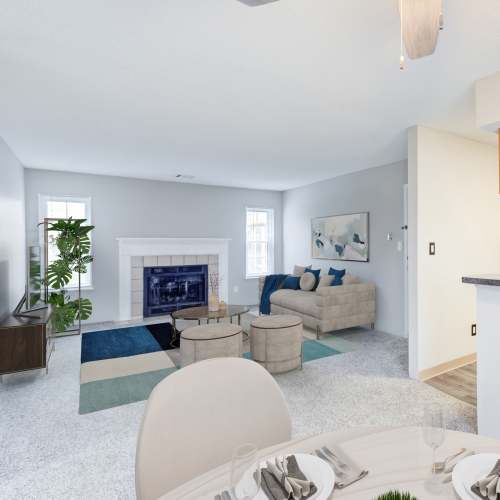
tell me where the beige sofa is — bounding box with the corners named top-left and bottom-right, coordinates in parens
top-left (258, 275), bottom-right (376, 339)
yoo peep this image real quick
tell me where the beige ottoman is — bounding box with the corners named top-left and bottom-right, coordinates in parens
top-left (180, 324), bottom-right (243, 368)
top-left (250, 315), bottom-right (303, 374)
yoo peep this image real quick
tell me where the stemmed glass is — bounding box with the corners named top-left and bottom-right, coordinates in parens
top-left (422, 403), bottom-right (445, 493)
top-left (230, 443), bottom-right (261, 500)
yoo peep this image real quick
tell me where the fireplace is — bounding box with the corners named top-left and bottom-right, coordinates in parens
top-left (143, 265), bottom-right (208, 317)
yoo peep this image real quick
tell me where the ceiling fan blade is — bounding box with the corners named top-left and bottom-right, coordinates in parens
top-left (401, 0), bottom-right (442, 60)
top-left (236, 0), bottom-right (280, 6)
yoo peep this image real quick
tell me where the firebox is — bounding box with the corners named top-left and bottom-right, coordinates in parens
top-left (143, 265), bottom-right (208, 317)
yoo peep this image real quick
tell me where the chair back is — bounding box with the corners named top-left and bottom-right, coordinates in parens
top-left (135, 357), bottom-right (292, 500)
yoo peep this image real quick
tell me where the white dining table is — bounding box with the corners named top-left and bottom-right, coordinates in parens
top-left (158, 426), bottom-right (500, 500)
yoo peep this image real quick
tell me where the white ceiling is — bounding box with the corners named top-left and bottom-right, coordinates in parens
top-left (0, 0), bottom-right (499, 190)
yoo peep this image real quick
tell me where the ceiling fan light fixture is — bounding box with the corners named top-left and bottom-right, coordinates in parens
top-left (235, 0), bottom-right (280, 6)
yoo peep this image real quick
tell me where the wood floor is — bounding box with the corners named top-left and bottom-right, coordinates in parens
top-left (426, 362), bottom-right (477, 406)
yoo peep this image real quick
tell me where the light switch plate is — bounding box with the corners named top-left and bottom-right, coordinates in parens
top-left (429, 242), bottom-right (436, 255)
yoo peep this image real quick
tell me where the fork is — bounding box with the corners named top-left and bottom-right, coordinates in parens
top-left (315, 448), bottom-right (369, 489)
top-left (321, 446), bottom-right (349, 469)
top-left (314, 449), bottom-right (346, 477)
top-left (433, 447), bottom-right (466, 473)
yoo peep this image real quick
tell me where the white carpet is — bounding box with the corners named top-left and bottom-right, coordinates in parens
top-left (0, 327), bottom-right (475, 500)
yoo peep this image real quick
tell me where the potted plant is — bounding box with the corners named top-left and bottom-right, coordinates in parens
top-left (44, 218), bottom-right (94, 333)
top-left (374, 491), bottom-right (418, 500)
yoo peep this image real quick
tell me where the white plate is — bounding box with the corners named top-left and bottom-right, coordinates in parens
top-left (452, 453), bottom-right (500, 500)
top-left (234, 453), bottom-right (335, 500)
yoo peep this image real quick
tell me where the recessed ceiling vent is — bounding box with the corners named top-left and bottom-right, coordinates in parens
top-left (175, 174), bottom-right (195, 180)
top-left (236, 0), bottom-right (280, 6)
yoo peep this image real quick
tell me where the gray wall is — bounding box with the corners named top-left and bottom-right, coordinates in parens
top-left (283, 161), bottom-right (408, 336)
top-left (0, 137), bottom-right (26, 319)
top-left (24, 169), bottom-right (283, 323)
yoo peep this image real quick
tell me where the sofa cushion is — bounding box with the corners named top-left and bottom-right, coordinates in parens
top-left (316, 275), bottom-right (333, 288)
top-left (292, 264), bottom-right (311, 277)
top-left (343, 274), bottom-right (361, 285)
top-left (299, 272), bottom-right (316, 291)
top-left (270, 289), bottom-right (317, 316)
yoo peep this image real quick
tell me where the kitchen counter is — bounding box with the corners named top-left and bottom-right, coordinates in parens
top-left (462, 274), bottom-right (500, 286)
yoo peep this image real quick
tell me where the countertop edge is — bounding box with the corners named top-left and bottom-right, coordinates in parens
top-left (462, 276), bottom-right (500, 286)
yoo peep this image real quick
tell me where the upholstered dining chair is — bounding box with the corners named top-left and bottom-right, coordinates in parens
top-left (135, 357), bottom-right (292, 500)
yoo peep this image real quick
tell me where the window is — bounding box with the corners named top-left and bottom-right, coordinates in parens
top-left (39, 195), bottom-right (92, 288)
top-left (246, 208), bottom-right (274, 279)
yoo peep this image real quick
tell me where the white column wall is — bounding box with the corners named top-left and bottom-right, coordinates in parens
top-left (408, 126), bottom-right (500, 376)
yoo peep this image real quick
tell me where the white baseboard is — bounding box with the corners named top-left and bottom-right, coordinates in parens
top-left (418, 352), bottom-right (477, 381)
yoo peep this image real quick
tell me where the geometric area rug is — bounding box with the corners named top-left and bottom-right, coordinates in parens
top-left (79, 325), bottom-right (340, 415)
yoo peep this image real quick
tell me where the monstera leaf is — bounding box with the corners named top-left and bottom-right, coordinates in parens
top-left (73, 254), bottom-right (94, 274)
top-left (48, 295), bottom-right (76, 332)
top-left (47, 260), bottom-right (72, 289)
top-left (72, 298), bottom-right (92, 320)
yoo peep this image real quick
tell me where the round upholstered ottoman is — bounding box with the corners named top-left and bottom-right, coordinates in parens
top-left (250, 315), bottom-right (303, 374)
top-left (180, 324), bottom-right (243, 368)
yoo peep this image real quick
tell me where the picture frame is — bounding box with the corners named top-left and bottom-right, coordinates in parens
top-left (311, 212), bottom-right (369, 262)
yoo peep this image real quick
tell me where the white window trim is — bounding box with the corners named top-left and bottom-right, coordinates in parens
top-left (38, 194), bottom-right (94, 290)
top-left (245, 207), bottom-right (275, 280)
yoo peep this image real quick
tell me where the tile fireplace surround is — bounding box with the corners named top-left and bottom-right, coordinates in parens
top-left (117, 238), bottom-right (230, 321)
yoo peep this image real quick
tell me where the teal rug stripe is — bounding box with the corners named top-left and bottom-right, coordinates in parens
top-left (303, 339), bottom-right (340, 361)
top-left (243, 339), bottom-right (340, 363)
top-left (79, 367), bottom-right (177, 414)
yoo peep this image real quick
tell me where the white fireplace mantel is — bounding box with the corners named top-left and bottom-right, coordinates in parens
top-left (117, 237), bottom-right (230, 321)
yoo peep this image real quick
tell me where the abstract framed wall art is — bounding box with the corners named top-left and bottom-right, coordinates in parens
top-left (311, 212), bottom-right (369, 262)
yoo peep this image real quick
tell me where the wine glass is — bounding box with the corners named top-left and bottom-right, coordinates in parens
top-left (230, 443), bottom-right (261, 500)
top-left (422, 403), bottom-right (445, 492)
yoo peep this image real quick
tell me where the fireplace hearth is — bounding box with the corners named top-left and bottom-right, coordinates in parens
top-left (143, 265), bottom-right (208, 317)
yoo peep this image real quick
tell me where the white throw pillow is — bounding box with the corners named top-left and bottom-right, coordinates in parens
top-left (293, 264), bottom-right (311, 277)
top-left (299, 272), bottom-right (316, 291)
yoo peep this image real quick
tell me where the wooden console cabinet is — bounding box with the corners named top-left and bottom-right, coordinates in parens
top-left (0, 306), bottom-right (54, 377)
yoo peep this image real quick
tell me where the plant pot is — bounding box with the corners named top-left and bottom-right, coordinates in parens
top-left (208, 293), bottom-right (219, 312)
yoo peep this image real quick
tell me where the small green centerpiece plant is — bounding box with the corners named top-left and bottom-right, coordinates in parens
top-left (374, 491), bottom-right (418, 500)
top-left (44, 217), bottom-right (94, 332)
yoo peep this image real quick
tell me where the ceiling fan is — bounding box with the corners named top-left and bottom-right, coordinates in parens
top-left (236, 0), bottom-right (443, 68)
top-left (236, 0), bottom-right (279, 5)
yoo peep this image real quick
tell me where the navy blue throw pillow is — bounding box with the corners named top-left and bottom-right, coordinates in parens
top-left (328, 267), bottom-right (346, 282)
top-left (330, 277), bottom-right (343, 286)
top-left (305, 268), bottom-right (321, 290)
top-left (282, 275), bottom-right (300, 290)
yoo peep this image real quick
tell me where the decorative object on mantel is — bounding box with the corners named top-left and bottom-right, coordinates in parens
top-left (208, 272), bottom-right (221, 312)
top-left (311, 212), bottom-right (369, 262)
top-left (41, 217), bottom-right (94, 335)
top-left (374, 491), bottom-right (418, 500)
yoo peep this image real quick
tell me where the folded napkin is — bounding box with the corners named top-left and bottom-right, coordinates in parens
top-left (471, 460), bottom-right (500, 500)
top-left (260, 455), bottom-right (317, 500)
